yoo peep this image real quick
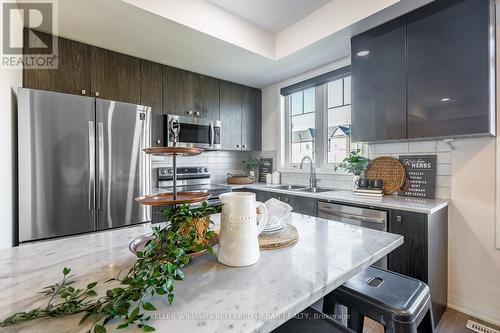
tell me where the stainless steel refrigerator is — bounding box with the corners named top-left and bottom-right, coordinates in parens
top-left (18, 88), bottom-right (151, 242)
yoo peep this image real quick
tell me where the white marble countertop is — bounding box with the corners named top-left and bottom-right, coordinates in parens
top-left (0, 213), bottom-right (402, 333)
top-left (221, 183), bottom-right (448, 214)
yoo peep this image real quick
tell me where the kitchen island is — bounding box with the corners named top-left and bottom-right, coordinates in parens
top-left (0, 213), bottom-right (402, 333)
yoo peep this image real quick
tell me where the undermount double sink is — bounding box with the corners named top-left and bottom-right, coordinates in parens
top-left (266, 184), bottom-right (338, 193)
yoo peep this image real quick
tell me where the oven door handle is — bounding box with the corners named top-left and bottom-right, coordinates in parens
top-left (319, 210), bottom-right (385, 224)
top-left (209, 122), bottom-right (215, 147)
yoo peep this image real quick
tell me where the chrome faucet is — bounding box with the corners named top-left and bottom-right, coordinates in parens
top-left (300, 155), bottom-right (318, 189)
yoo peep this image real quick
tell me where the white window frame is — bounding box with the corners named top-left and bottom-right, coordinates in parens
top-left (281, 74), bottom-right (358, 174)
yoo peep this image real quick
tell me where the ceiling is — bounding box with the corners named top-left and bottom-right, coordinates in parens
top-left (46, 0), bottom-right (433, 88)
top-left (207, 0), bottom-right (333, 33)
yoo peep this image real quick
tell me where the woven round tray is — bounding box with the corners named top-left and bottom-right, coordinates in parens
top-left (365, 157), bottom-right (406, 194)
top-left (227, 175), bottom-right (255, 185)
top-left (258, 224), bottom-right (298, 250)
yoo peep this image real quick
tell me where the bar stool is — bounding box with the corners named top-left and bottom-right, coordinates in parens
top-left (272, 306), bottom-right (355, 333)
top-left (323, 266), bottom-right (434, 333)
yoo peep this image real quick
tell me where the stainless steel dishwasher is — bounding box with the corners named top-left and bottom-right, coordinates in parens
top-left (318, 201), bottom-right (388, 268)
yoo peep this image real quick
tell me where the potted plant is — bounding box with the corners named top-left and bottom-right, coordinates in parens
top-left (242, 157), bottom-right (260, 178)
top-left (336, 149), bottom-right (369, 189)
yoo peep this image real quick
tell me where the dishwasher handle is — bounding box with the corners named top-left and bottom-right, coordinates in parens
top-left (319, 209), bottom-right (385, 224)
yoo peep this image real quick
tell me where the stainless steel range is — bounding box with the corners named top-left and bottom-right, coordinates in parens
top-left (152, 166), bottom-right (231, 223)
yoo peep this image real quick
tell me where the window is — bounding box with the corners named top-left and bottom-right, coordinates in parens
top-left (290, 88), bottom-right (316, 164)
top-left (327, 76), bottom-right (351, 164)
top-left (283, 67), bottom-right (352, 169)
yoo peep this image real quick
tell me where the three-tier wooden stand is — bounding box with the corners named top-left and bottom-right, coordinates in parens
top-left (134, 119), bottom-right (211, 207)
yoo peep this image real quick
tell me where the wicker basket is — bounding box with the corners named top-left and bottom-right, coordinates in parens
top-left (365, 157), bottom-right (406, 194)
top-left (177, 216), bottom-right (210, 245)
top-left (227, 174), bottom-right (255, 185)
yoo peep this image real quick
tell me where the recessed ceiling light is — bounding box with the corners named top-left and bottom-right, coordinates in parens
top-left (356, 50), bottom-right (370, 57)
top-left (441, 98), bottom-right (451, 102)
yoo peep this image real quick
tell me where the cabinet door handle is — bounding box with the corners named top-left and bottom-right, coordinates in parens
top-left (81, 89), bottom-right (86, 95)
top-left (242, 144), bottom-right (246, 149)
top-left (195, 111), bottom-right (201, 116)
top-left (187, 111), bottom-right (193, 115)
top-left (395, 215), bottom-right (402, 223)
top-left (236, 144), bottom-right (240, 148)
top-left (95, 91), bottom-right (100, 97)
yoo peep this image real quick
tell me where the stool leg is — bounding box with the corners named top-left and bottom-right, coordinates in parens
top-left (347, 309), bottom-right (365, 333)
top-left (417, 308), bottom-right (435, 333)
top-left (322, 294), bottom-right (336, 315)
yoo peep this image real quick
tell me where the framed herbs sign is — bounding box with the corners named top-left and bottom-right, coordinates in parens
top-left (399, 155), bottom-right (437, 199)
top-left (258, 158), bottom-right (273, 183)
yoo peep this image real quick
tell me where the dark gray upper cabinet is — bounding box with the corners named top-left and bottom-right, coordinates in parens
top-left (241, 87), bottom-right (262, 151)
top-left (407, 0), bottom-right (494, 139)
top-left (220, 81), bottom-right (243, 150)
top-left (351, 0), bottom-right (494, 143)
top-left (140, 60), bottom-right (163, 146)
top-left (351, 17), bottom-right (407, 143)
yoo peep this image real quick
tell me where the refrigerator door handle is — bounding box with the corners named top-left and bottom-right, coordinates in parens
top-left (209, 122), bottom-right (214, 147)
top-left (97, 122), bottom-right (104, 210)
top-left (88, 121), bottom-right (95, 211)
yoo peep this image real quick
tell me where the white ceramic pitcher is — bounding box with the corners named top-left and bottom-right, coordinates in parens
top-left (217, 192), bottom-right (268, 267)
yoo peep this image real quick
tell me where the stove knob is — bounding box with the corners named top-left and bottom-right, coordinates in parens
top-left (167, 169), bottom-right (173, 174)
top-left (160, 169), bottom-right (166, 175)
top-left (198, 168), bottom-right (203, 173)
top-left (204, 168), bottom-right (208, 173)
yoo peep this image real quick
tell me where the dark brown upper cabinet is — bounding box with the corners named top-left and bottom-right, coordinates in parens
top-left (351, 17), bottom-right (407, 143)
top-left (196, 74), bottom-right (220, 119)
top-left (220, 81), bottom-right (243, 150)
top-left (407, 0), bottom-right (494, 139)
top-left (91, 47), bottom-right (141, 104)
top-left (140, 60), bottom-right (163, 146)
top-left (162, 66), bottom-right (194, 116)
top-left (23, 29), bottom-right (91, 96)
top-left (162, 66), bottom-right (220, 119)
top-left (241, 87), bottom-right (262, 151)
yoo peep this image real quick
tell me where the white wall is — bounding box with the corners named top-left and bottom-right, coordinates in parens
top-left (261, 63), bottom-right (500, 327)
top-left (0, 68), bottom-right (22, 249)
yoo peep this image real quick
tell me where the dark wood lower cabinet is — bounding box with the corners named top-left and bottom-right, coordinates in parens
top-left (242, 189), bottom-right (318, 217)
top-left (388, 208), bottom-right (448, 329)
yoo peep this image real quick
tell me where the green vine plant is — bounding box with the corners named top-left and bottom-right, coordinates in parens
top-left (242, 156), bottom-right (260, 171)
top-left (336, 149), bottom-right (370, 176)
top-left (0, 202), bottom-right (222, 333)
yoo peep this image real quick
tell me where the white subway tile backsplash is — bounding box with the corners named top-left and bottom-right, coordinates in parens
top-left (372, 142), bottom-right (409, 154)
top-left (408, 141), bottom-right (439, 153)
top-left (152, 150), bottom-right (251, 186)
top-left (436, 164), bottom-right (451, 176)
top-left (436, 152), bottom-right (452, 164)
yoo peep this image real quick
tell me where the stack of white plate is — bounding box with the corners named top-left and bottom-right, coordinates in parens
top-left (261, 198), bottom-right (292, 234)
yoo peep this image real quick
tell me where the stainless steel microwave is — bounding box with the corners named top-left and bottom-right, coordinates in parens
top-left (164, 114), bottom-right (221, 150)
